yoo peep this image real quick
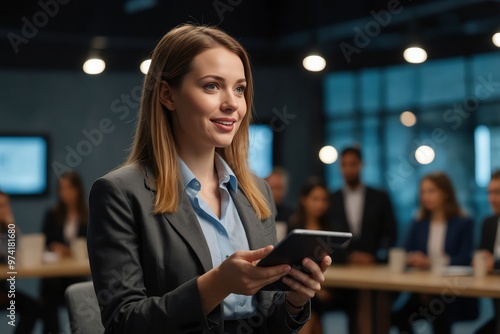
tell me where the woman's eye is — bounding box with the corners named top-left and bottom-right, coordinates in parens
top-left (205, 83), bottom-right (218, 91)
top-left (235, 86), bottom-right (246, 94)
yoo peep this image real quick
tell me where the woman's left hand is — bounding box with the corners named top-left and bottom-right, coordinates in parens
top-left (282, 255), bottom-right (332, 310)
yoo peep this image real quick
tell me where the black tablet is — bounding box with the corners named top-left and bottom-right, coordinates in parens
top-left (257, 229), bottom-right (352, 291)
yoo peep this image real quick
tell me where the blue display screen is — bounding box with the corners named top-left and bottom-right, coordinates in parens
top-left (248, 125), bottom-right (273, 178)
top-left (0, 136), bottom-right (48, 195)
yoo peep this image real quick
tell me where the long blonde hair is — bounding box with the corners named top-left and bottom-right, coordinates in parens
top-left (126, 24), bottom-right (271, 220)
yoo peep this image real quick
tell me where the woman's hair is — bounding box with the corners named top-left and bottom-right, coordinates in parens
top-left (289, 177), bottom-right (329, 230)
top-left (54, 171), bottom-right (88, 226)
top-left (417, 171), bottom-right (463, 221)
top-left (126, 23), bottom-right (271, 219)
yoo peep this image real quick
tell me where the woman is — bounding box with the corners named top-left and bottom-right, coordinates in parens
top-left (88, 24), bottom-right (330, 334)
top-left (0, 191), bottom-right (41, 334)
top-left (392, 171), bottom-right (476, 334)
top-left (288, 178), bottom-right (331, 334)
top-left (40, 171), bottom-right (88, 334)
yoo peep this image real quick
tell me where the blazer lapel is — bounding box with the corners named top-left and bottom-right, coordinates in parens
top-left (230, 187), bottom-right (268, 250)
top-left (143, 169), bottom-right (213, 273)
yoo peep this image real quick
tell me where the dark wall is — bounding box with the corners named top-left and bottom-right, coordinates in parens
top-left (0, 67), bottom-right (323, 232)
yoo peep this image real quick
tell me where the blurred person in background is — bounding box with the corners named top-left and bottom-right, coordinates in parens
top-left (39, 171), bottom-right (88, 334)
top-left (266, 166), bottom-right (295, 222)
top-left (392, 171), bottom-right (477, 334)
top-left (328, 147), bottom-right (397, 334)
top-left (288, 177), bottom-right (331, 334)
top-left (475, 170), bottom-right (500, 334)
top-left (0, 191), bottom-right (41, 334)
top-left (266, 166), bottom-right (295, 241)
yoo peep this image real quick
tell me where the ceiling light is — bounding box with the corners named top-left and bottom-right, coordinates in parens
top-left (303, 55), bottom-right (326, 72)
top-left (403, 47), bottom-right (427, 64)
top-left (415, 145), bottom-right (435, 164)
top-left (140, 59), bottom-right (151, 74)
top-left (492, 33), bottom-right (500, 47)
top-left (83, 58), bottom-right (105, 75)
top-left (400, 111), bottom-right (417, 127)
top-left (319, 145), bottom-right (338, 164)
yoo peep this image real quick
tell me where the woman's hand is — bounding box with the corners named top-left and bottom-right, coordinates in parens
top-left (198, 245), bottom-right (291, 315)
top-left (282, 255), bottom-right (332, 312)
top-left (407, 251), bottom-right (431, 269)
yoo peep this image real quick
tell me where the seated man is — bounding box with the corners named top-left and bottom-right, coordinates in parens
top-left (475, 170), bottom-right (500, 333)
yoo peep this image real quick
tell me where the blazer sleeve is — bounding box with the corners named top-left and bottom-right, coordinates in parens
top-left (381, 192), bottom-right (397, 250)
top-left (88, 177), bottom-right (220, 334)
top-left (449, 218), bottom-right (474, 266)
top-left (478, 217), bottom-right (493, 251)
top-left (404, 220), bottom-right (419, 252)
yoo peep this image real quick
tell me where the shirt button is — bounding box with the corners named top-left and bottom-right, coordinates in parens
top-left (218, 230), bottom-right (224, 235)
top-left (193, 181), bottom-right (199, 187)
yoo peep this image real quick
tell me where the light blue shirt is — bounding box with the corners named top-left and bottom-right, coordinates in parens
top-left (178, 154), bottom-right (256, 320)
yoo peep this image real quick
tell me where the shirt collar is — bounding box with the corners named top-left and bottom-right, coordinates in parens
top-left (178, 153), bottom-right (238, 193)
top-left (343, 184), bottom-right (365, 195)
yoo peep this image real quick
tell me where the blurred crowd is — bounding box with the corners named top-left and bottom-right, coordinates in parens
top-left (266, 147), bottom-right (500, 334)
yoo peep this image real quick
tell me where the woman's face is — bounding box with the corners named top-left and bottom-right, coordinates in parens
top-left (301, 187), bottom-right (329, 219)
top-left (168, 47), bottom-right (247, 151)
top-left (59, 178), bottom-right (79, 207)
top-left (420, 179), bottom-right (445, 212)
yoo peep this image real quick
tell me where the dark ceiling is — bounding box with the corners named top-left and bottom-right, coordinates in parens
top-left (1, 0), bottom-right (500, 72)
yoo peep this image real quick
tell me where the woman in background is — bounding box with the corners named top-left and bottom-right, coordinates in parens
top-left (392, 171), bottom-right (476, 334)
top-left (288, 178), bottom-right (331, 334)
top-left (0, 191), bottom-right (41, 334)
top-left (39, 171), bottom-right (88, 334)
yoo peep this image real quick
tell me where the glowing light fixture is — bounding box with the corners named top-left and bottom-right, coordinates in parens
top-left (400, 111), bottom-right (417, 127)
top-left (403, 47), bottom-right (427, 64)
top-left (415, 145), bottom-right (435, 165)
top-left (140, 59), bottom-right (151, 74)
top-left (492, 33), bottom-right (500, 47)
top-left (83, 58), bottom-right (105, 75)
top-left (303, 55), bottom-right (326, 72)
top-left (319, 145), bottom-right (338, 164)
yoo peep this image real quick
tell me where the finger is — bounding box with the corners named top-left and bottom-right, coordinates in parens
top-left (253, 263), bottom-right (291, 280)
top-left (301, 258), bottom-right (324, 283)
top-left (287, 267), bottom-right (320, 292)
top-left (282, 277), bottom-right (316, 299)
top-left (236, 245), bottom-right (274, 263)
top-left (319, 256), bottom-right (332, 272)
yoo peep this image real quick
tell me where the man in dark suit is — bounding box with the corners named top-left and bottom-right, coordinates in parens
top-left (328, 147), bottom-right (397, 334)
top-left (476, 170), bottom-right (500, 334)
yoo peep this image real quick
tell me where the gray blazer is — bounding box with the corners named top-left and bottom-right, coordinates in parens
top-left (88, 164), bottom-right (310, 334)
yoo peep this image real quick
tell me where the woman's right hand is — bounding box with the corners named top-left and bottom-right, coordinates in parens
top-left (197, 245), bottom-right (291, 315)
top-left (216, 245), bottom-right (291, 295)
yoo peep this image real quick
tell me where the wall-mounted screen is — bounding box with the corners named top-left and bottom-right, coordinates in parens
top-left (0, 135), bottom-right (49, 195)
top-left (249, 124), bottom-right (273, 178)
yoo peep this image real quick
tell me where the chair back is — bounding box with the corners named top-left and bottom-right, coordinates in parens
top-left (65, 281), bottom-right (104, 334)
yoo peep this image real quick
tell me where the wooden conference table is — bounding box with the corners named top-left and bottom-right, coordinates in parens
top-left (3, 260), bottom-right (499, 298)
top-left (324, 264), bottom-right (500, 332)
top-left (0, 258), bottom-right (91, 279)
top-left (2, 260), bottom-right (500, 296)
top-left (323, 264), bottom-right (500, 298)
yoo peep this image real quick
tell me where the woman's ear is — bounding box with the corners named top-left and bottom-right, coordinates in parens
top-left (159, 80), bottom-right (176, 111)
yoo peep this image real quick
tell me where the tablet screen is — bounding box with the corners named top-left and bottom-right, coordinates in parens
top-left (257, 229), bottom-right (352, 290)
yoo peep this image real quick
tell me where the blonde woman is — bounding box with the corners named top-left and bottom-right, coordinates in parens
top-left (88, 24), bottom-right (331, 333)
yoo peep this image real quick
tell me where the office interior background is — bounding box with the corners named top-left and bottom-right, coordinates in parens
top-left (1, 0), bottom-right (500, 333)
